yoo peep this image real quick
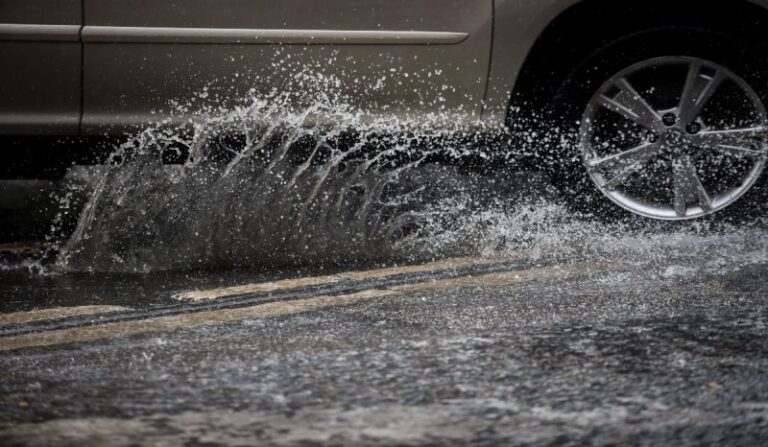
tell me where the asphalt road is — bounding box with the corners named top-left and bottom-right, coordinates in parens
top-left (1, 240), bottom-right (767, 446)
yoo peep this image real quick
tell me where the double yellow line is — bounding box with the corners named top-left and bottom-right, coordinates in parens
top-left (0, 257), bottom-right (607, 352)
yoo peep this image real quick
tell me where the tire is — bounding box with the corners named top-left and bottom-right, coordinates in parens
top-left (546, 27), bottom-right (768, 225)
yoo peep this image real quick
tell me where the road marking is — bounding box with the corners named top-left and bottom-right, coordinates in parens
top-left (0, 290), bottom-right (397, 352)
top-left (390, 262), bottom-right (603, 293)
top-left (0, 242), bottom-right (44, 253)
top-left (0, 261), bottom-right (607, 352)
top-left (173, 256), bottom-right (520, 302)
top-left (0, 306), bottom-right (131, 326)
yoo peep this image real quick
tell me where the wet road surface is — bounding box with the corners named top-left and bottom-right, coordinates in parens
top-left (1, 249), bottom-right (767, 445)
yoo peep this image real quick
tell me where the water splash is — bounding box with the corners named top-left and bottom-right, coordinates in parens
top-left (52, 93), bottom-right (507, 272)
top-left (412, 195), bottom-right (768, 274)
top-left (8, 70), bottom-right (766, 275)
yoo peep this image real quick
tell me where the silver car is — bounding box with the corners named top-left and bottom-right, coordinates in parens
top-left (2, 0), bottom-right (768, 220)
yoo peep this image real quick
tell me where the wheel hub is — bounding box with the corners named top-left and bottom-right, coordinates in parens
top-left (664, 129), bottom-right (684, 146)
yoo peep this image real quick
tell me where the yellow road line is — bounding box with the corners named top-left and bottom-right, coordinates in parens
top-left (0, 305), bottom-right (131, 326)
top-left (0, 242), bottom-right (45, 255)
top-left (0, 261), bottom-right (606, 352)
top-left (173, 256), bottom-right (521, 302)
top-left (0, 290), bottom-right (398, 352)
top-left (390, 262), bottom-right (603, 293)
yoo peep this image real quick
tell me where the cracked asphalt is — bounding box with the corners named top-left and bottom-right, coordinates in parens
top-left (0, 250), bottom-right (767, 446)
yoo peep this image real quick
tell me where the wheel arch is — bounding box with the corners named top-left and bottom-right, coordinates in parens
top-left (501, 0), bottom-right (768, 127)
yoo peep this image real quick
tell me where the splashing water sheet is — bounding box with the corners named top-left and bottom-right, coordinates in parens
top-left (0, 64), bottom-right (764, 278)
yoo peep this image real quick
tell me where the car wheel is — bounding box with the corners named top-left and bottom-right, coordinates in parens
top-left (548, 28), bottom-right (768, 223)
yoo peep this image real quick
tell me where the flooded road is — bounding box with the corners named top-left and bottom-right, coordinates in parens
top-left (1, 97), bottom-right (768, 445)
top-left (1, 229), bottom-right (768, 445)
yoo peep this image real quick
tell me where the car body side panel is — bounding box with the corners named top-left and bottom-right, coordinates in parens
top-left (0, 0), bottom-right (82, 135)
top-left (481, 0), bottom-right (580, 127)
top-left (0, 0), bottom-right (81, 25)
top-left (81, 0), bottom-right (492, 134)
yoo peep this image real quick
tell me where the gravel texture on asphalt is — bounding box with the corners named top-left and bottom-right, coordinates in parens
top-left (0, 258), bottom-right (766, 446)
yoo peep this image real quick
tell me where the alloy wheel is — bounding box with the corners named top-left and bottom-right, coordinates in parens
top-left (580, 56), bottom-right (768, 220)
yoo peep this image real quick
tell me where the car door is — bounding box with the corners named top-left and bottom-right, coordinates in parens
top-left (0, 0), bottom-right (82, 135)
top-left (80, 0), bottom-right (492, 134)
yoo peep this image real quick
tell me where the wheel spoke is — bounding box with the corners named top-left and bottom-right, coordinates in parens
top-left (713, 144), bottom-right (766, 158)
top-left (684, 158), bottom-right (712, 212)
top-left (587, 141), bottom-right (663, 170)
top-left (673, 168), bottom-right (688, 217)
top-left (688, 126), bottom-right (767, 158)
top-left (597, 78), bottom-right (662, 130)
top-left (588, 142), bottom-right (664, 190)
top-left (673, 157), bottom-right (711, 216)
top-left (678, 62), bottom-right (724, 125)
